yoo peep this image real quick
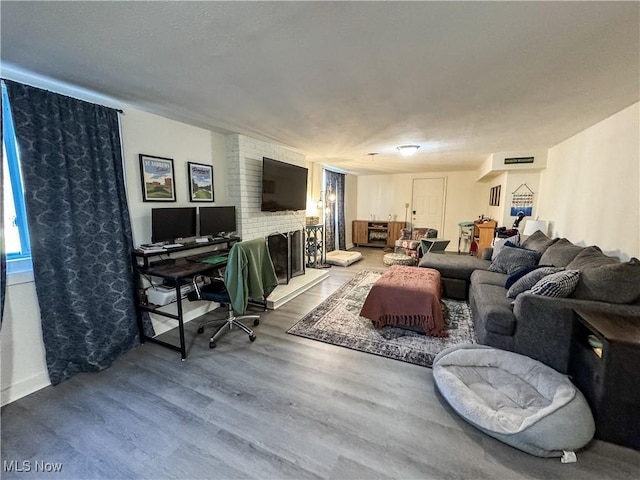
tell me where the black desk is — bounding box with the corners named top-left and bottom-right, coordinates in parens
top-left (133, 237), bottom-right (240, 359)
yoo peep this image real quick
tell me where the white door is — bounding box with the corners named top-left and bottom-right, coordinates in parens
top-left (411, 178), bottom-right (445, 234)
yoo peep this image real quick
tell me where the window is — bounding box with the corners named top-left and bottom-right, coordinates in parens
top-left (2, 81), bottom-right (32, 265)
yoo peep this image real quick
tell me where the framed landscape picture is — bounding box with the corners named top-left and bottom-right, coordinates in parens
top-left (139, 154), bottom-right (176, 202)
top-left (188, 162), bottom-right (214, 202)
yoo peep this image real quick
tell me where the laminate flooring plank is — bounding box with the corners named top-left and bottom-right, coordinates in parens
top-left (140, 341), bottom-right (501, 479)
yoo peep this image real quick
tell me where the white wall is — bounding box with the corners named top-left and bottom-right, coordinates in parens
top-left (538, 102), bottom-right (640, 260)
top-left (120, 109), bottom-right (227, 246)
top-left (356, 171), bottom-right (484, 250)
top-left (478, 170), bottom-right (543, 228)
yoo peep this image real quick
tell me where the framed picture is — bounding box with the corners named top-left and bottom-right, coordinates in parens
top-left (188, 162), bottom-right (214, 202)
top-left (139, 154), bottom-right (176, 202)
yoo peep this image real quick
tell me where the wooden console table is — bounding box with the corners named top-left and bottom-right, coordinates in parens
top-left (352, 220), bottom-right (406, 248)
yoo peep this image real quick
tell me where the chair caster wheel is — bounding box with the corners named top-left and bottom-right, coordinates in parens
top-left (249, 334), bottom-right (256, 342)
top-left (209, 341), bottom-right (216, 349)
top-left (253, 319), bottom-right (260, 326)
top-left (197, 327), bottom-right (204, 334)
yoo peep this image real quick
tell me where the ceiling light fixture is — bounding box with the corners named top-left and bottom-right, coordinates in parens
top-left (397, 145), bottom-right (420, 156)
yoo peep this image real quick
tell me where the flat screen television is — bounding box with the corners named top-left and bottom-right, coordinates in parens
top-left (199, 206), bottom-right (237, 237)
top-left (151, 207), bottom-right (197, 243)
top-left (261, 157), bottom-right (308, 212)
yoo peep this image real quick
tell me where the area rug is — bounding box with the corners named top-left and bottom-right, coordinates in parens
top-left (287, 270), bottom-right (477, 368)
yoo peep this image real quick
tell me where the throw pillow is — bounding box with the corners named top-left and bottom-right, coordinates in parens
top-left (520, 230), bottom-right (557, 254)
top-left (506, 267), bottom-right (564, 298)
top-left (539, 238), bottom-right (584, 267)
top-left (571, 257), bottom-right (640, 304)
top-left (505, 264), bottom-right (555, 289)
top-left (488, 245), bottom-right (542, 275)
top-left (566, 246), bottom-right (617, 270)
top-left (530, 270), bottom-right (580, 297)
top-left (492, 234), bottom-right (520, 261)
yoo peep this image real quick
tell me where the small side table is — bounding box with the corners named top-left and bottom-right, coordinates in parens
top-left (569, 309), bottom-right (640, 449)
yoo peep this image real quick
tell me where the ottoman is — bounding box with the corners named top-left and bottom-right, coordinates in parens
top-left (383, 252), bottom-right (415, 266)
top-left (360, 265), bottom-right (445, 336)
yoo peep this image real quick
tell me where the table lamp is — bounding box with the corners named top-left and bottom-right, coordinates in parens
top-left (522, 219), bottom-right (548, 236)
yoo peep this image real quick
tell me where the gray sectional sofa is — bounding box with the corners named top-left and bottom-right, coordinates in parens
top-left (419, 230), bottom-right (640, 373)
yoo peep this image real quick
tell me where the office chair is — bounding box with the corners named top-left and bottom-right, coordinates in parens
top-left (189, 274), bottom-right (260, 348)
top-left (188, 238), bottom-right (278, 349)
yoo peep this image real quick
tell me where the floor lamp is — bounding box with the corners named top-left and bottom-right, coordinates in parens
top-left (315, 190), bottom-right (333, 269)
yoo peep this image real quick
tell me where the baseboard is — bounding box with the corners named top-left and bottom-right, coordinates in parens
top-left (1, 372), bottom-right (51, 407)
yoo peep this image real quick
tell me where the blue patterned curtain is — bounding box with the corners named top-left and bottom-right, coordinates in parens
top-left (0, 104), bottom-right (5, 326)
top-left (5, 80), bottom-right (138, 385)
top-left (325, 170), bottom-right (346, 252)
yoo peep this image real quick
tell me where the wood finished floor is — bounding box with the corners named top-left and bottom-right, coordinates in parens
top-left (2, 247), bottom-right (639, 479)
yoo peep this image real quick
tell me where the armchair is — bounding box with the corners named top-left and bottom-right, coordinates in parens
top-left (394, 227), bottom-right (438, 261)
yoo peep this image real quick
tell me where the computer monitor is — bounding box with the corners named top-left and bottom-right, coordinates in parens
top-left (151, 207), bottom-right (197, 243)
top-left (199, 206), bottom-right (237, 238)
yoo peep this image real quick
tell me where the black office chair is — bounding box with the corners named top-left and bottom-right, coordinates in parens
top-left (188, 238), bottom-right (278, 349)
top-left (189, 274), bottom-right (259, 348)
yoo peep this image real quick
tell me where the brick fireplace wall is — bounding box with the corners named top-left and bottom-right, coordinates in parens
top-left (226, 134), bottom-right (307, 241)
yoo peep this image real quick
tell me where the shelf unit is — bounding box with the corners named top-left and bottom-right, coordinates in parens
top-left (352, 220), bottom-right (406, 248)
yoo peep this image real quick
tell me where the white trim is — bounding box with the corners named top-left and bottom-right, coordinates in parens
top-left (6, 258), bottom-right (34, 285)
top-left (0, 371), bottom-right (50, 407)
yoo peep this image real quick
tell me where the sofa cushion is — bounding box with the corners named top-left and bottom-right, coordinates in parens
top-left (471, 284), bottom-right (517, 336)
top-left (471, 270), bottom-right (509, 287)
top-left (571, 258), bottom-right (640, 304)
top-left (566, 246), bottom-right (617, 270)
top-left (492, 235), bottom-right (520, 261)
top-left (530, 270), bottom-right (580, 298)
top-left (507, 267), bottom-right (564, 299)
top-left (521, 230), bottom-right (557, 254)
top-left (418, 254), bottom-right (490, 280)
top-left (488, 245), bottom-right (542, 275)
top-left (539, 239), bottom-right (584, 267)
top-left (505, 264), bottom-right (554, 289)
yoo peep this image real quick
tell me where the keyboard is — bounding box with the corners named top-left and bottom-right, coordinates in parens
top-left (164, 243), bottom-right (184, 249)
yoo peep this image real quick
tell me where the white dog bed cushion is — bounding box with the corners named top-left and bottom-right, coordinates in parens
top-left (433, 344), bottom-right (595, 457)
top-left (325, 250), bottom-right (363, 266)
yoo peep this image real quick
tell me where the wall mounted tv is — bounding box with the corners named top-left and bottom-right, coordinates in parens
top-left (199, 206), bottom-right (236, 238)
top-left (151, 207), bottom-right (197, 243)
top-left (261, 157), bottom-right (308, 212)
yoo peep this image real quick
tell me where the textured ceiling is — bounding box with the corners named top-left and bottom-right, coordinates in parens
top-left (1, 1), bottom-right (638, 175)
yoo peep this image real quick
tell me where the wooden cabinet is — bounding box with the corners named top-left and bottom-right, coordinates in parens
top-left (473, 220), bottom-right (496, 258)
top-left (569, 310), bottom-right (640, 449)
top-left (352, 220), bottom-right (406, 248)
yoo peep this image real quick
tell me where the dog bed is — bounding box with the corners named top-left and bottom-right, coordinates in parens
top-left (325, 250), bottom-right (363, 266)
top-left (433, 344), bottom-right (595, 458)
